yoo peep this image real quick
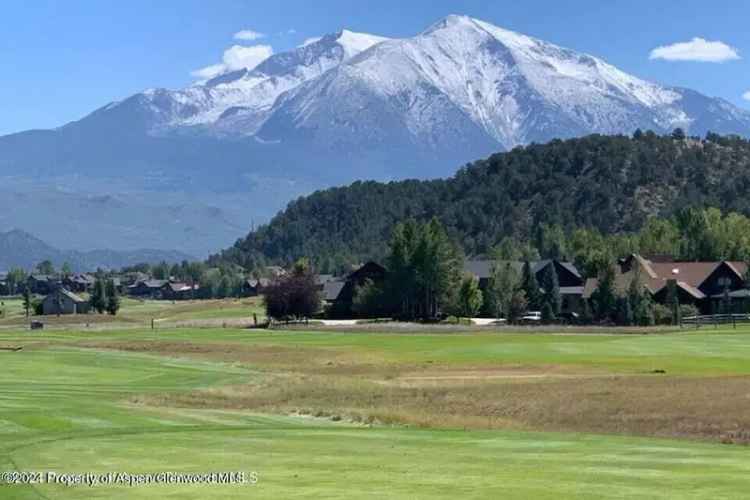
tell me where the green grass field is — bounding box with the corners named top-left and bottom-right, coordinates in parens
top-left (0, 297), bottom-right (266, 328)
top-left (3, 325), bottom-right (750, 498)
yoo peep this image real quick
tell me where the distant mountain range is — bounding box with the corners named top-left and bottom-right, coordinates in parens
top-left (0, 229), bottom-right (193, 271)
top-left (1, 14), bottom-right (749, 255)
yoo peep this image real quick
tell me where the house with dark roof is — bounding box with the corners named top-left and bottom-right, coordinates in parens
top-left (464, 259), bottom-right (584, 314)
top-left (583, 254), bottom-right (749, 312)
top-left (63, 273), bottom-right (96, 293)
top-left (127, 279), bottom-right (167, 298)
top-left (325, 262), bottom-right (387, 318)
top-left (27, 274), bottom-right (61, 295)
top-left (42, 288), bottom-right (90, 315)
top-left (161, 282), bottom-right (197, 301)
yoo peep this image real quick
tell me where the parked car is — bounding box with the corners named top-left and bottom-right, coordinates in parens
top-left (520, 311), bottom-right (541, 323)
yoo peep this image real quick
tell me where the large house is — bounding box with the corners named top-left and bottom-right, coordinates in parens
top-left (27, 274), bottom-right (60, 295)
top-left (127, 279), bottom-right (167, 298)
top-left (464, 259), bottom-right (585, 314)
top-left (324, 262), bottom-right (387, 317)
top-left (583, 254), bottom-right (749, 313)
top-left (63, 273), bottom-right (96, 293)
top-left (41, 288), bottom-right (90, 315)
top-left (161, 282), bottom-right (197, 301)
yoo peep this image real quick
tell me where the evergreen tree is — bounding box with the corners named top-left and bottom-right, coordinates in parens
top-left (22, 286), bottom-right (32, 318)
top-left (541, 302), bottom-right (555, 323)
top-left (521, 261), bottom-right (541, 310)
top-left (581, 298), bottom-right (593, 325)
top-left (90, 278), bottom-right (107, 314)
top-left (592, 264), bottom-right (617, 321)
top-left (615, 297), bottom-right (633, 326)
top-left (634, 294), bottom-right (655, 326)
top-left (105, 279), bottom-right (120, 316)
top-left (385, 218), bottom-right (462, 320)
top-left (540, 264), bottom-right (561, 316)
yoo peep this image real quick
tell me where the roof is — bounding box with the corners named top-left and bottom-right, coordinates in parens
top-left (68, 273), bottom-right (95, 284)
top-left (347, 261), bottom-right (386, 281)
top-left (44, 287), bottom-right (86, 304)
top-left (246, 278), bottom-right (270, 288)
top-left (164, 282), bottom-right (194, 292)
top-left (129, 279), bottom-right (167, 289)
top-left (323, 280), bottom-right (345, 302)
top-left (586, 255), bottom-right (748, 299)
top-left (464, 259), bottom-right (580, 280)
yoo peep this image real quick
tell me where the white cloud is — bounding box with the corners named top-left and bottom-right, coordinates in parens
top-left (649, 37), bottom-right (740, 63)
top-left (234, 29), bottom-right (265, 41)
top-left (743, 91), bottom-right (750, 101)
top-left (299, 37), bottom-right (322, 48)
top-left (191, 64), bottom-right (226, 80)
top-left (191, 44), bottom-right (274, 81)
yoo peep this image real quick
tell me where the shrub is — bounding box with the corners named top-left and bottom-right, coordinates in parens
top-left (679, 304), bottom-right (699, 319)
top-left (652, 304), bottom-right (672, 325)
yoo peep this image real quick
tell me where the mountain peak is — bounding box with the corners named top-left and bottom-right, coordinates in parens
top-left (329, 29), bottom-right (389, 57)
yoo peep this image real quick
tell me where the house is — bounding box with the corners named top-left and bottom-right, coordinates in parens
top-left (27, 274), bottom-right (60, 295)
top-left (127, 279), bottom-right (167, 298)
top-left (325, 262), bottom-right (387, 317)
top-left (0, 273), bottom-right (7, 296)
top-left (63, 273), bottom-right (96, 293)
top-left (160, 282), bottom-right (197, 301)
top-left (583, 254), bottom-right (749, 313)
top-left (241, 278), bottom-right (270, 297)
top-left (464, 259), bottom-right (584, 314)
top-left (42, 288), bottom-right (90, 315)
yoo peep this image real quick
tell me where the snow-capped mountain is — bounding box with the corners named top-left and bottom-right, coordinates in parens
top-left (1, 15), bottom-right (749, 254)
top-left (258, 15), bottom-right (750, 153)
top-left (109, 30), bottom-right (390, 137)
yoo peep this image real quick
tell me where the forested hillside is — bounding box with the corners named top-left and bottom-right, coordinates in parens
top-left (212, 131), bottom-right (750, 272)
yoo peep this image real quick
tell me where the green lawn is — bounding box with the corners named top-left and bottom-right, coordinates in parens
top-left (3, 326), bottom-right (750, 498)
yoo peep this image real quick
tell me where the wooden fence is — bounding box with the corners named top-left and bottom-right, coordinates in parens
top-left (681, 314), bottom-right (750, 329)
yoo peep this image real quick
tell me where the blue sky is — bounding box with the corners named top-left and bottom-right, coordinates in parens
top-left (1, 0), bottom-right (748, 136)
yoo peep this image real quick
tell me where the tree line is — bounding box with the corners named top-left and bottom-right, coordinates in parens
top-left (210, 131), bottom-right (750, 275)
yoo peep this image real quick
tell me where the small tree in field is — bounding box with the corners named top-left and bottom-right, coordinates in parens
top-left (22, 286), bottom-right (32, 318)
top-left (456, 275), bottom-right (483, 319)
top-left (263, 259), bottom-right (320, 321)
top-left (105, 279), bottom-right (120, 315)
top-left (90, 278), bottom-right (107, 314)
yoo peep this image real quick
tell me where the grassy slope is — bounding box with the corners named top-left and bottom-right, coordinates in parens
top-left (3, 327), bottom-right (750, 498)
